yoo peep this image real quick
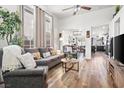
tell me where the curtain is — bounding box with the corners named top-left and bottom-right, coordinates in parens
top-left (35, 6), bottom-right (44, 47)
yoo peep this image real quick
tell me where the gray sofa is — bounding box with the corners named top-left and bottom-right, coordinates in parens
top-left (24, 48), bottom-right (65, 69)
top-left (0, 48), bottom-right (48, 88)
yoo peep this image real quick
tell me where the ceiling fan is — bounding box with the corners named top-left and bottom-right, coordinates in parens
top-left (62, 5), bottom-right (91, 15)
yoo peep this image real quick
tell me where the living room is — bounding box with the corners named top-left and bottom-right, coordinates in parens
top-left (0, 4), bottom-right (124, 88)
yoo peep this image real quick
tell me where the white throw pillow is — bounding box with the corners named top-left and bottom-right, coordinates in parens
top-left (45, 52), bottom-right (51, 57)
top-left (42, 52), bottom-right (46, 58)
top-left (18, 53), bottom-right (36, 69)
top-left (43, 52), bottom-right (51, 58)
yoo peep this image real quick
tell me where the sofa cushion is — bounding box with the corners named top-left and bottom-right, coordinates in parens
top-left (36, 56), bottom-right (57, 67)
top-left (46, 56), bottom-right (58, 61)
top-left (38, 55), bottom-right (59, 63)
top-left (35, 60), bottom-right (47, 66)
top-left (36, 54), bottom-right (64, 68)
top-left (41, 57), bottom-right (54, 62)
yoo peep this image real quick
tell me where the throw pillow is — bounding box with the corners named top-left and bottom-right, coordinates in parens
top-left (51, 49), bottom-right (57, 56)
top-left (32, 52), bottom-right (41, 60)
top-left (18, 53), bottom-right (36, 69)
top-left (42, 52), bottom-right (46, 58)
top-left (45, 52), bottom-right (51, 57)
top-left (42, 52), bottom-right (51, 58)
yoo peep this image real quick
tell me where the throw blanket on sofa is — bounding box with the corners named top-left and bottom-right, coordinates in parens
top-left (2, 45), bottom-right (22, 72)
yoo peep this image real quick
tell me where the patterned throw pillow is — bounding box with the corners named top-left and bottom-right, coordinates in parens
top-left (46, 52), bottom-right (51, 57)
top-left (51, 49), bottom-right (57, 56)
top-left (32, 52), bottom-right (41, 60)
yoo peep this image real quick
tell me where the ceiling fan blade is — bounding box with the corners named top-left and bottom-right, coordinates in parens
top-left (62, 6), bottom-right (74, 11)
top-left (81, 6), bottom-right (91, 10)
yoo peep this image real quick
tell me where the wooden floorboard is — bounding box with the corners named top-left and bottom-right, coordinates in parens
top-left (47, 52), bottom-right (114, 88)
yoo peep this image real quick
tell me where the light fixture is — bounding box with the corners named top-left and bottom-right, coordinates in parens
top-left (59, 33), bottom-right (63, 41)
top-left (59, 37), bottom-right (63, 41)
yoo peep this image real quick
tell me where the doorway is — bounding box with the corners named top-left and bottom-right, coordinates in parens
top-left (91, 24), bottom-right (109, 54)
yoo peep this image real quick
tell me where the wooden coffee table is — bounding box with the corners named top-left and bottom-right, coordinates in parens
top-left (61, 58), bottom-right (79, 72)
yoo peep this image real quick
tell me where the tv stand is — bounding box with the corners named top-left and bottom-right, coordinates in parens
top-left (107, 58), bottom-right (124, 87)
top-left (117, 64), bottom-right (124, 67)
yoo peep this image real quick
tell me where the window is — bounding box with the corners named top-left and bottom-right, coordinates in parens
top-left (23, 5), bottom-right (35, 48)
top-left (44, 13), bottom-right (53, 47)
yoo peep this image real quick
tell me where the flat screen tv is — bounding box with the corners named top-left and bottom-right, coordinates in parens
top-left (114, 34), bottom-right (124, 64)
top-left (110, 38), bottom-right (113, 57)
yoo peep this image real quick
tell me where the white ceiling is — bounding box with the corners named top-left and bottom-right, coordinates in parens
top-left (41, 5), bottom-right (114, 18)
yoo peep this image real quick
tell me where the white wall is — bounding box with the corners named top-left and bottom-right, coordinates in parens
top-left (85, 34), bottom-right (91, 59)
top-left (0, 5), bottom-right (18, 48)
top-left (119, 7), bottom-right (124, 35)
top-left (110, 6), bottom-right (124, 37)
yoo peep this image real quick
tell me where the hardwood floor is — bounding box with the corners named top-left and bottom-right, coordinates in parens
top-left (47, 52), bottom-right (114, 88)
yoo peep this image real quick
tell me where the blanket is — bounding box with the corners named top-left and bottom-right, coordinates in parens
top-left (2, 45), bottom-right (22, 72)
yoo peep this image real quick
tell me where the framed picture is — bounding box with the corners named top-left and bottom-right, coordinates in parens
top-left (86, 30), bottom-right (90, 38)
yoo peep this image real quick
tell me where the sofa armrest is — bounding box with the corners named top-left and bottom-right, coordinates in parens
top-left (3, 67), bottom-right (48, 77)
top-left (3, 66), bottom-right (48, 88)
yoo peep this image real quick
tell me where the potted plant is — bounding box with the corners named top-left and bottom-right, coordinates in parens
top-left (115, 5), bottom-right (121, 14)
top-left (0, 7), bottom-right (21, 45)
top-left (113, 5), bottom-right (121, 17)
top-left (11, 34), bottom-right (24, 47)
